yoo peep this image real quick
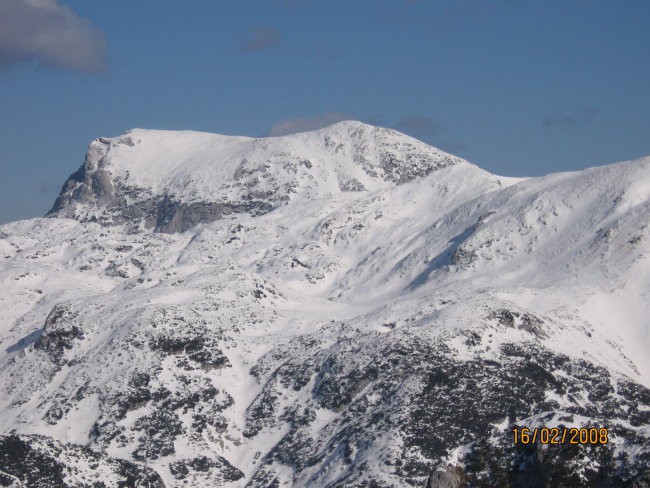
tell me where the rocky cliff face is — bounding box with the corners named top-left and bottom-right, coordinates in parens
top-left (1, 122), bottom-right (649, 487)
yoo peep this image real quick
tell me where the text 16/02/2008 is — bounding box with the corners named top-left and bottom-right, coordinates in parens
top-left (512, 427), bottom-right (608, 445)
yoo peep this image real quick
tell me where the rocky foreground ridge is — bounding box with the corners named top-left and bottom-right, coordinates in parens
top-left (0, 121), bottom-right (649, 487)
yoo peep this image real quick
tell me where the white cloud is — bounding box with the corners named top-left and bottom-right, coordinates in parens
top-left (0, 0), bottom-right (107, 74)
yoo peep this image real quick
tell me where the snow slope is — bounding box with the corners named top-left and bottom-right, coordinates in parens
top-left (0, 121), bottom-right (648, 487)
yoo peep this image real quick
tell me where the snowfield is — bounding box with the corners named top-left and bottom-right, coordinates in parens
top-left (0, 121), bottom-right (648, 487)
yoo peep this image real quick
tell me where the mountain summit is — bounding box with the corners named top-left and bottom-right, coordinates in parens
top-left (48, 121), bottom-right (464, 232)
top-left (1, 123), bottom-right (649, 487)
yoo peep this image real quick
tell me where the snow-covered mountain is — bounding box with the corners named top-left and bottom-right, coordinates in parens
top-left (48, 122), bottom-right (462, 232)
top-left (1, 121), bottom-right (648, 487)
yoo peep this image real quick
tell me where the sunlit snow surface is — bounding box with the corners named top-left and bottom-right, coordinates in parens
top-left (0, 122), bottom-right (648, 487)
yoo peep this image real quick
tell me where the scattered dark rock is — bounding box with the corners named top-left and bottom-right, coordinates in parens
top-left (34, 304), bottom-right (83, 365)
top-left (244, 332), bottom-right (650, 487)
top-left (169, 456), bottom-right (243, 483)
top-left (0, 434), bottom-right (164, 488)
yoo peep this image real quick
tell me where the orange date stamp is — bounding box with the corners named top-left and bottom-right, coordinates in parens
top-left (512, 427), bottom-right (608, 445)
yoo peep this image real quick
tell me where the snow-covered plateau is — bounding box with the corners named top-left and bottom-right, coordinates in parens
top-left (0, 121), bottom-right (648, 487)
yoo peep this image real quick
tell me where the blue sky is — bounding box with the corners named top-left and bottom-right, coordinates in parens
top-left (1, 0), bottom-right (649, 224)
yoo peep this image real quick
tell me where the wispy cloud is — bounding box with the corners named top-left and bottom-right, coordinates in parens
top-left (241, 26), bottom-right (281, 53)
top-left (268, 112), bottom-right (467, 154)
top-left (0, 0), bottom-right (107, 74)
top-left (38, 180), bottom-right (58, 197)
top-left (305, 44), bottom-right (337, 61)
top-left (268, 112), bottom-right (351, 136)
top-left (393, 115), bottom-right (441, 138)
top-left (392, 115), bottom-right (466, 154)
top-left (543, 106), bottom-right (598, 129)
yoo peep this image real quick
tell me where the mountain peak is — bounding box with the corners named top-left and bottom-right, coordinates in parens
top-left (47, 122), bottom-right (467, 232)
